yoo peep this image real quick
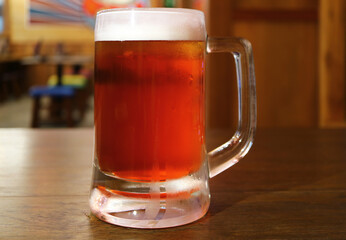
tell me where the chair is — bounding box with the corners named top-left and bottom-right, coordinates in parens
top-left (29, 86), bottom-right (75, 128)
top-left (47, 74), bottom-right (89, 121)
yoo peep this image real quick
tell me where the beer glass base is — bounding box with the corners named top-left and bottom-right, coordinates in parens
top-left (89, 164), bottom-right (210, 229)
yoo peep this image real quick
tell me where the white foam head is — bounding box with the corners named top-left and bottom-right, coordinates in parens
top-left (95, 8), bottom-right (206, 41)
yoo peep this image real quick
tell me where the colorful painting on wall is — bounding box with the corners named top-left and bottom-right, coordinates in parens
top-left (29, 0), bottom-right (150, 26)
top-left (0, 0), bottom-right (4, 32)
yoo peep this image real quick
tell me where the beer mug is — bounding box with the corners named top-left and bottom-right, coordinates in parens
top-left (90, 8), bottom-right (256, 229)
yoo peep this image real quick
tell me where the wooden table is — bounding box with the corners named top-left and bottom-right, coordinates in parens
top-left (0, 128), bottom-right (345, 239)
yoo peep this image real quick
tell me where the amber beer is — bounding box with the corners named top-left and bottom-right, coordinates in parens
top-left (95, 40), bottom-right (205, 181)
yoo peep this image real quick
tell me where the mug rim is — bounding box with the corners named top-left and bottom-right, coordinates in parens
top-left (96, 7), bottom-right (204, 18)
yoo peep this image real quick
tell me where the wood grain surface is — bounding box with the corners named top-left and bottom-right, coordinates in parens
top-left (0, 128), bottom-right (345, 239)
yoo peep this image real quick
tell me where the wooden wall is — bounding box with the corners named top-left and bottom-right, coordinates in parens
top-left (319, 0), bottom-right (345, 127)
top-left (208, 0), bottom-right (345, 128)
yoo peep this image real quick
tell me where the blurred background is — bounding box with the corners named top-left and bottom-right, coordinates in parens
top-left (0, 0), bottom-right (344, 130)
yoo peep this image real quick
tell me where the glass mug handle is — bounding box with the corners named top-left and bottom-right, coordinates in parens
top-left (206, 37), bottom-right (257, 178)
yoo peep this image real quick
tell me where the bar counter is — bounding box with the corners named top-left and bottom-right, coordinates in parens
top-left (0, 128), bottom-right (345, 239)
